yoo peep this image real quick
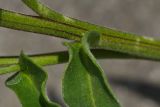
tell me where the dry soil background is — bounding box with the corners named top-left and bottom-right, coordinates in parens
top-left (0, 0), bottom-right (160, 107)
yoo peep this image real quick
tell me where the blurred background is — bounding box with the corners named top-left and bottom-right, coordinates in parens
top-left (1, 0), bottom-right (160, 107)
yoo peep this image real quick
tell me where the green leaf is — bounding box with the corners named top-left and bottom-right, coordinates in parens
top-left (63, 31), bottom-right (121, 107)
top-left (5, 52), bottom-right (60, 107)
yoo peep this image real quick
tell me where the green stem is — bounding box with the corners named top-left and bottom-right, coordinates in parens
top-left (1, 5), bottom-right (160, 60)
top-left (22, 0), bottom-right (160, 60)
top-left (0, 49), bottom-right (145, 75)
top-left (0, 9), bottom-right (82, 40)
top-left (0, 51), bottom-right (67, 75)
top-left (0, 51), bottom-right (68, 66)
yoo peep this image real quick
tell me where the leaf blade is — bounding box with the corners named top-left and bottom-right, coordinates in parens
top-left (5, 52), bottom-right (60, 107)
top-left (63, 31), bottom-right (121, 107)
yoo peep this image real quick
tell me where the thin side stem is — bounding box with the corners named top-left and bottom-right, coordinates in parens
top-left (0, 49), bottom-right (146, 75)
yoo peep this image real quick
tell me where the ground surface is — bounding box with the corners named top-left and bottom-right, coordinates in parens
top-left (0, 0), bottom-right (160, 107)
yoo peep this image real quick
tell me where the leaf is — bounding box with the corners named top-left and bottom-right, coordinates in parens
top-left (5, 52), bottom-right (60, 107)
top-left (63, 31), bottom-right (121, 107)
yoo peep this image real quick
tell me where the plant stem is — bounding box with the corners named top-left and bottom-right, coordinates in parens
top-left (0, 9), bottom-right (82, 40)
top-left (0, 49), bottom-right (145, 75)
top-left (22, 0), bottom-right (160, 60)
top-left (1, 7), bottom-right (160, 60)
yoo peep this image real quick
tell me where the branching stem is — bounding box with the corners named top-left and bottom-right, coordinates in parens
top-left (1, 0), bottom-right (160, 75)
